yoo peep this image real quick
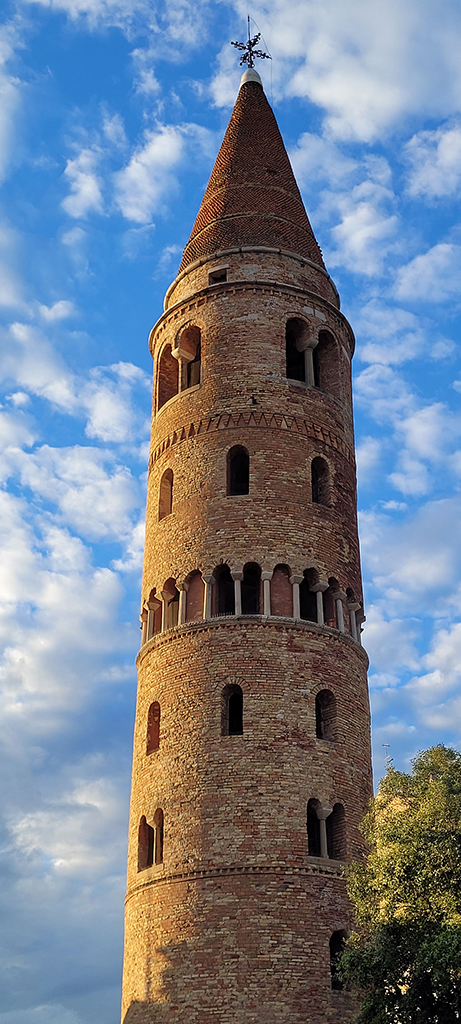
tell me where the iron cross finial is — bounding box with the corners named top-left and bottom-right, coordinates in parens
top-left (231, 15), bottom-right (272, 69)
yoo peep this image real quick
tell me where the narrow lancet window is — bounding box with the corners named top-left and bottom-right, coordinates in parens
top-left (307, 799), bottom-right (321, 857)
top-left (227, 445), bottom-right (249, 495)
top-left (214, 565), bottom-right (235, 615)
top-left (138, 816), bottom-right (154, 871)
top-left (159, 469), bottom-right (173, 519)
top-left (241, 563), bottom-right (261, 614)
top-left (157, 344), bottom-right (179, 410)
top-left (311, 457), bottom-right (329, 505)
top-left (285, 318), bottom-right (307, 381)
top-left (153, 808), bottom-right (164, 864)
top-left (326, 803), bottom-right (346, 860)
top-left (330, 931), bottom-right (346, 990)
top-left (222, 684), bottom-right (243, 736)
top-left (146, 701), bottom-right (161, 754)
top-left (315, 690), bottom-right (336, 741)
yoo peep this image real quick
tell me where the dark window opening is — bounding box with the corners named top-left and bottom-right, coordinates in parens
top-left (313, 330), bottom-right (337, 395)
top-left (330, 931), bottom-right (346, 990)
top-left (209, 269), bottom-right (227, 284)
top-left (311, 457), bottom-right (329, 505)
top-left (300, 574), bottom-right (318, 622)
top-left (285, 318), bottom-right (306, 382)
top-left (242, 562), bottom-right (261, 614)
top-left (270, 564), bottom-right (293, 617)
top-left (327, 803), bottom-right (346, 860)
top-left (146, 701), bottom-right (161, 754)
top-left (153, 808), bottom-right (164, 864)
top-left (315, 689), bottom-right (336, 741)
top-left (159, 469), bottom-right (173, 520)
top-left (307, 799), bottom-right (321, 857)
top-left (228, 445), bottom-right (249, 496)
top-left (222, 684), bottom-right (243, 736)
top-left (215, 565), bottom-right (235, 616)
top-left (187, 338), bottom-right (201, 388)
top-left (138, 816), bottom-right (154, 871)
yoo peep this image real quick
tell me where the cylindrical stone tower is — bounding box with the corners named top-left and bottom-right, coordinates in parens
top-left (121, 69), bottom-right (372, 1024)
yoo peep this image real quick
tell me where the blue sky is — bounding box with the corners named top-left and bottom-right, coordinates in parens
top-left (0, 0), bottom-right (461, 1020)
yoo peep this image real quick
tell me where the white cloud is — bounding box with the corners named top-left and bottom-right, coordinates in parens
top-left (395, 242), bottom-right (461, 302)
top-left (290, 131), bottom-right (358, 187)
top-left (327, 178), bottom-right (398, 275)
top-left (355, 300), bottom-right (429, 365)
top-left (38, 300), bottom-right (75, 322)
top-left (62, 146), bottom-right (104, 218)
top-left (405, 122), bottom-right (461, 197)
top-left (0, 323), bottom-right (76, 411)
top-left (81, 361), bottom-right (150, 443)
top-left (113, 125), bottom-right (184, 223)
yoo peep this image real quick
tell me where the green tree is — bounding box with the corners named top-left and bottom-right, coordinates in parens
top-left (340, 745), bottom-right (461, 1023)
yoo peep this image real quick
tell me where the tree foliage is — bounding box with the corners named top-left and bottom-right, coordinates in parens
top-left (340, 745), bottom-right (461, 1022)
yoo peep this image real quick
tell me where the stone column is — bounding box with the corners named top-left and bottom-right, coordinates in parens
top-left (146, 601), bottom-right (157, 640)
top-left (140, 608), bottom-right (148, 646)
top-left (335, 591), bottom-right (347, 633)
top-left (317, 806), bottom-right (333, 859)
top-left (311, 581), bottom-right (328, 625)
top-left (202, 574), bottom-right (214, 619)
top-left (298, 336), bottom-right (318, 387)
top-left (231, 571), bottom-right (243, 616)
top-left (261, 571), bottom-right (272, 616)
top-left (290, 574), bottom-right (303, 619)
top-left (356, 609), bottom-right (366, 645)
top-left (172, 344), bottom-right (193, 392)
top-left (177, 583), bottom-right (188, 625)
top-left (348, 601), bottom-right (360, 641)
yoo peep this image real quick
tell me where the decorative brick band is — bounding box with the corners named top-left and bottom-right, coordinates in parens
top-left (149, 410), bottom-right (353, 469)
top-left (126, 859), bottom-right (346, 903)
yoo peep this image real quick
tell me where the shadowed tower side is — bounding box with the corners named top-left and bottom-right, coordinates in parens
top-left (121, 65), bottom-right (372, 1024)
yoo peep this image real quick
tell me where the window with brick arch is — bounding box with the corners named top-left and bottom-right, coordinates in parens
top-left (163, 578), bottom-right (179, 628)
top-left (311, 456), bottom-right (329, 505)
top-left (323, 577), bottom-right (340, 628)
top-left (330, 930), bottom-right (347, 990)
top-left (157, 344), bottom-right (178, 410)
top-left (242, 562), bottom-right (261, 614)
top-left (158, 468), bottom-right (173, 520)
top-left (146, 701), bottom-right (161, 754)
top-left (300, 567), bottom-right (318, 622)
top-left (270, 564), bottom-right (292, 617)
top-left (227, 445), bottom-right (249, 495)
top-left (138, 815), bottom-right (154, 871)
top-left (307, 798), bottom-right (321, 857)
top-left (285, 317), bottom-right (307, 382)
top-left (153, 808), bottom-right (164, 864)
top-left (315, 689), bottom-right (336, 741)
top-left (185, 570), bottom-right (205, 622)
top-left (221, 684), bottom-right (243, 736)
top-left (313, 330), bottom-right (338, 395)
top-left (214, 564), bottom-right (235, 615)
top-left (326, 803), bottom-right (346, 860)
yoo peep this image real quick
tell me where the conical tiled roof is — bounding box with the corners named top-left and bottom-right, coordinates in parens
top-left (178, 76), bottom-right (325, 273)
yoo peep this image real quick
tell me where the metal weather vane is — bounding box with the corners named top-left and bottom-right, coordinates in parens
top-left (231, 15), bottom-right (272, 69)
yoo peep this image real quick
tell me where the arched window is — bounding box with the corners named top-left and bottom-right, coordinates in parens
top-left (270, 564), bottom-right (292, 617)
top-left (326, 803), bottom-right (346, 860)
top-left (138, 815), bottom-right (154, 871)
top-left (311, 457), bottom-right (329, 505)
top-left (153, 808), bottom-right (164, 864)
top-left (285, 318), bottom-right (307, 382)
top-left (222, 684), bottom-right (243, 736)
top-left (307, 799), bottom-right (321, 857)
top-left (315, 690), bottom-right (336, 741)
top-left (163, 578), bottom-right (179, 629)
top-left (185, 571), bottom-right (205, 622)
top-left (146, 701), bottom-right (161, 754)
top-left (177, 325), bottom-right (201, 390)
top-left (313, 330), bottom-right (337, 395)
top-left (157, 344), bottom-right (178, 410)
top-left (300, 568), bottom-right (318, 622)
top-left (242, 563), bottom-right (261, 614)
top-left (158, 469), bottom-right (173, 520)
top-left (227, 445), bottom-right (249, 496)
top-left (330, 931), bottom-right (346, 990)
top-left (214, 564), bottom-right (235, 615)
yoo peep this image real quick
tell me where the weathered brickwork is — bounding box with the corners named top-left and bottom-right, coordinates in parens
top-left (121, 71), bottom-right (373, 1024)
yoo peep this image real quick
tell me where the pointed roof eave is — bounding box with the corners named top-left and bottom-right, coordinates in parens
top-left (178, 70), bottom-right (326, 274)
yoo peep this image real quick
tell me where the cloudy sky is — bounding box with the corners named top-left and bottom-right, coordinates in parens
top-left (0, 0), bottom-right (461, 1020)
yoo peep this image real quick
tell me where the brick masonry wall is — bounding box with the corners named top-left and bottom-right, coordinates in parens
top-left (121, 241), bottom-right (372, 1022)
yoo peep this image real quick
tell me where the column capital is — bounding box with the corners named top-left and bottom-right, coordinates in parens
top-left (231, 570), bottom-right (244, 581)
top-left (335, 590), bottom-right (347, 602)
top-left (147, 600), bottom-right (159, 610)
top-left (310, 581), bottom-right (328, 593)
top-left (176, 580), bottom-right (189, 592)
top-left (316, 806), bottom-right (333, 820)
top-left (348, 601), bottom-right (360, 611)
top-left (201, 574), bottom-right (215, 585)
top-left (261, 571), bottom-right (273, 582)
top-left (289, 574), bottom-right (303, 585)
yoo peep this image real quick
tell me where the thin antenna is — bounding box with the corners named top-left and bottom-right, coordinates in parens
top-left (382, 743), bottom-right (393, 768)
top-left (231, 16), bottom-right (272, 71)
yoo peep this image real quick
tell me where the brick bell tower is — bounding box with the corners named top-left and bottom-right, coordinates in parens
top-left (121, 67), bottom-right (372, 1024)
